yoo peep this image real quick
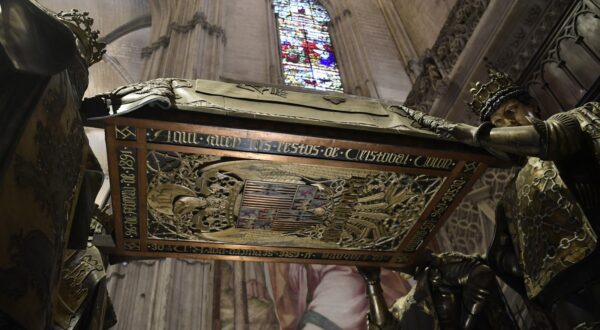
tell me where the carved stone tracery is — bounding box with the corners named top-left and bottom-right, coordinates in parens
top-left (433, 168), bottom-right (517, 254)
top-left (403, 0), bottom-right (491, 112)
top-left (491, 0), bottom-right (600, 115)
top-left (141, 11), bottom-right (226, 58)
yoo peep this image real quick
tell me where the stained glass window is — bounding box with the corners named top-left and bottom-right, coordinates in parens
top-left (273, 0), bottom-right (343, 92)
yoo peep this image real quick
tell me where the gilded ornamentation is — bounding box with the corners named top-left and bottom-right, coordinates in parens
top-left (509, 157), bottom-right (597, 297)
top-left (83, 78), bottom-right (449, 140)
top-left (5, 111), bottom-right (84, 317)
top-left (14, 115), bottom-right (84, 229)
top-left (462, 161), bottom-right (479, 173)
top-left (145, 150), bottom-right (444, 251)
top-left (53, 246), bottom-right (106, 330)
top-left (55, 9), bottom-right (106, 65)
top-left (412, 57), bottom-right (600, 324)
top-left (118, 147), bottom-right (139, 238)
top-left (576, 102), bottom-right (600, 163)
top-left (467, 68), bottom-right (528, 121)
top-left (115, 126), bottom-right (136, 141)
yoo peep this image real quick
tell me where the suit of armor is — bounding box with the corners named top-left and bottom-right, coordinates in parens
top-left (401, 68), bottom-right (600, 329)
top-left (358, 252), bottom-right (515, 330)
top-left (0, 1), bottom-right (111, 329)
top-left (484, 102), bottom-right (600, 329)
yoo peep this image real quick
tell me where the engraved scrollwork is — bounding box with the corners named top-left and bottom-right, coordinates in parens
top-left (143, 150), bottom-right (445, 251)
top-left (510, 158), bottom-right (597, 297)
top-left (235, 83), bottom-right (288, 98)
top-left (15, 119), bottom-right (84, 220)
top-left (146, 150), bottom-right (229, 239)
top-left (322, 95), bottom-right (346, 105)
top-left (54, 246), bottom-right (106, 329)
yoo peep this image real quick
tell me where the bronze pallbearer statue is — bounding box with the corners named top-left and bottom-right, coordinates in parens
top-left (399, 68), bottom-right (600, 329)
top-left (0, 1), bottom-right (113, 329)
top-left (358, 251), bottom-right (516, 330)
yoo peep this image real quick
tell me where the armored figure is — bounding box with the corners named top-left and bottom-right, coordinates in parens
top-left (401, 68), bottom-right (600, 329)
top-left (358, 252), bottom-right (515, 330)
top-left (0, 1), bottom-right (112, 328)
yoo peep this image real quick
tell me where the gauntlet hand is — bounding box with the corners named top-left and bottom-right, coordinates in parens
top-left (393, 106), bottom-right (478, 146)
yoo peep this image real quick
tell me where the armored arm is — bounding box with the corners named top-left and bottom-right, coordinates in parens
top-left (431, 253), bottom-right (517, 330)
top-left (398, 105), bottom-right (586, 161)
top-left (477, 112), bottom-right (585, 160)
top-left (357, 267), bottom-right (400, 330)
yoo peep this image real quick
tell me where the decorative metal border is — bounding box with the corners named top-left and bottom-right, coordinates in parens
top-left (106, 116), bottom-right (491, 266)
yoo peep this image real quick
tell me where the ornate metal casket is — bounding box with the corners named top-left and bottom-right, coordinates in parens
top-left (95, 79), bottom-right (494, 267)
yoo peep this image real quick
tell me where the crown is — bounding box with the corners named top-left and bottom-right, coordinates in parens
top-left (55, 9), bottom-right (106, 66)
top-left (468, 67), bottom-right (528, 122)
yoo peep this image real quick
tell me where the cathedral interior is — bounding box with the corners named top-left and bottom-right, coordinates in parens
top-left (1, 0), bottom-right (600, 329)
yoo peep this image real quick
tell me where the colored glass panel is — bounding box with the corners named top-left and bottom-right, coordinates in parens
top-left (274, 0), bottom-right (343, 92)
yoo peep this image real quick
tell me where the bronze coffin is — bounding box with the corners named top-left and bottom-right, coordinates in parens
top-left (101, 79), bottom-right (494, 267)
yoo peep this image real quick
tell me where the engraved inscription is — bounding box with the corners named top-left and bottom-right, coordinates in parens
top-left (146, 243), bottom-right (391, 262)
top-left (147, 128), bottom-right (457, 171)
top-left (124, 241), bottom-right (141, 251)
top-left (392, 254), bottom-right (410, 264)
top-left (118, 147), bottom-right (139, 238)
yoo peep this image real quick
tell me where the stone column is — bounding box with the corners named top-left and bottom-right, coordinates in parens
top-left (233, 262), bottom-right (250, 330)
top-left (141, 0), bottom-right (226, 80)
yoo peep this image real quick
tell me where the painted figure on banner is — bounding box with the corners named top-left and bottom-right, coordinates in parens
top-left (267, 263), bottom-right (411, 330)
top-left (214, 261), bottom-right (411, 330)
top-left (400, 68), bottom-right (600, 329)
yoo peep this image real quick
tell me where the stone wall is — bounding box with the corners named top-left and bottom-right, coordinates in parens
top-left (37, 0), bottom-right (151, 96)
top-left (392, 0), bottom-right (458, 57)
